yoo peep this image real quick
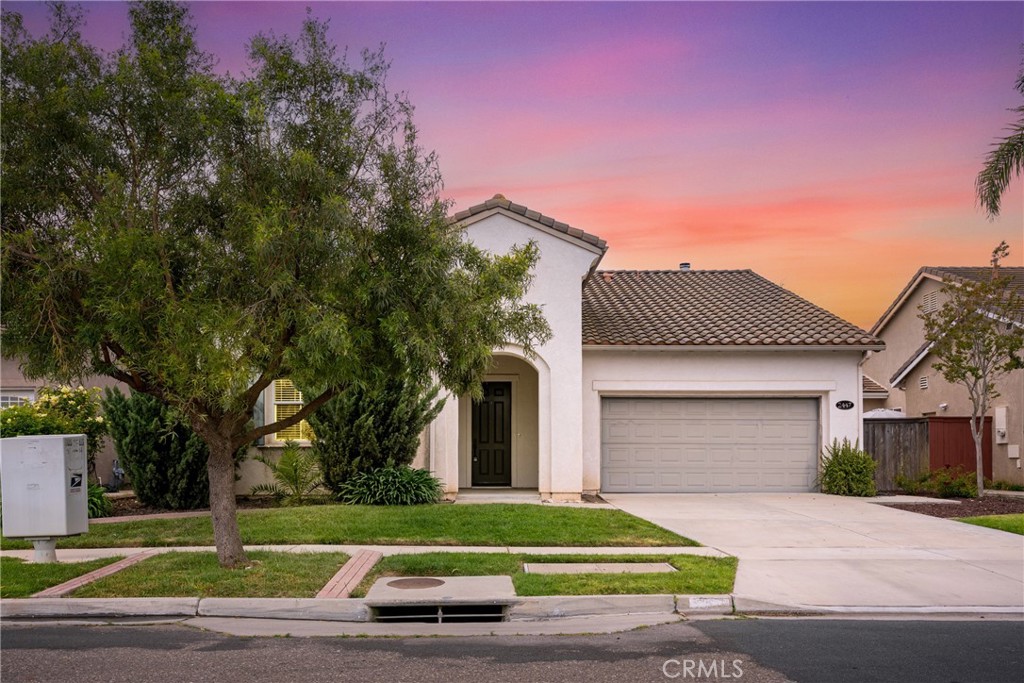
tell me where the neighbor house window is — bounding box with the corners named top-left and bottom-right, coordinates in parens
top-left (272, 379), bottom-right (312, 441)
top-left (0, 390), bottom-right (35, 408)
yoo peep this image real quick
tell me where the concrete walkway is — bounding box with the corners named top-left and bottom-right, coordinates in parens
top-left (602, 493), bottom-right (1024, 611)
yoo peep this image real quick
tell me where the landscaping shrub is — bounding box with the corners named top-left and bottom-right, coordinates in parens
top-left (34, 386), bottom-right (108, 462)
top-left (986, 479), bottom-right (1024, 492)
top-left (336, 466), bottom-right (443, 506)
top-left (0, 403), bottom-right (71, 438)
top-left (87, 484), bottom-right (112, 518)
top-left (818, 438), bottom-right (877, 496)
top-left (251, 441), bottom-right (326, 506)
top-left (0, 386), bottom-right (107, 471)
top-left (896, 467), bottom-right (979, 498)
top-left (310, 377), bottom-right (444, 494)
top-left (101, 389), bottom-right (211, 510)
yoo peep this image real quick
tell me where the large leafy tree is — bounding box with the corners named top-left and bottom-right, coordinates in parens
top-left (1, 2), bottom-right (549, 567)
top-left (976, 53), bottom-right (1024, 218)
top-left (920, 243), bottom-right (1024, 496)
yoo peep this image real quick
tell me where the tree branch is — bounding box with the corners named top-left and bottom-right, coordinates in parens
top-left (240, 385), bottom-right (339, 446)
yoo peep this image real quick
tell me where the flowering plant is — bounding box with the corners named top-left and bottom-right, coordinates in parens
top-left (1, 385), bottom-right (107, 467)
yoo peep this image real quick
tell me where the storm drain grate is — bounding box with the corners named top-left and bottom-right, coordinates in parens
top-left (372, 604), bottom-right (507, 624)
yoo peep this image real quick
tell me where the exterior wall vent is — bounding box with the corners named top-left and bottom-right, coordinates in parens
top-left (919, 375), bottom-right (929, 391)
top-left (922, 291), bottom-right (939, 314)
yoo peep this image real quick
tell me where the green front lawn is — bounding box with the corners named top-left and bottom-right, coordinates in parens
top-left (1, 504), bottom-right (693, 550)
top-left (351, 552), bottom-right (737, 597)
top-left (0, 556), bottom-right (121, 598)
top-left (957, 513), bottom-right (1024, 535)
top-left (72, 551), bottom-right (350, 598)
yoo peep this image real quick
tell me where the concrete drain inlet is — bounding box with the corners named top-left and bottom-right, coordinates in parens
top-left (365, 576), bottom-right (517, 624)
top-left (386, 578), bottom-right (446, 590)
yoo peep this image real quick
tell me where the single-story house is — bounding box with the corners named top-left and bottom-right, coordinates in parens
top-left (251, 195), bottom-right (885, 498)
top-left (861, 265), bottom-right (1024, 485)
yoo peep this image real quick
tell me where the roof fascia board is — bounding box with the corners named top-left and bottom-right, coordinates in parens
top-left (457, 207), bottom-right (606, 257)
top-left (890, 343), bottom-right (934, 386)
top-left (871, 271), bottom-right (945, 335)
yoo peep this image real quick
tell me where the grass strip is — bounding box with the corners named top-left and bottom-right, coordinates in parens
top-left (2, 504), bottom-right (693, 550)
top-left (71, 551), bottom-right (350, 598)
top-left (350, 552), bottom-right (736, 597)
top-left (0, 556), bottom-right (122, 599)
top-left (957, 513), bottom-right (1024, 535)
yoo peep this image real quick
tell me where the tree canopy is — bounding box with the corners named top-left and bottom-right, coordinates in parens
top-left (1, 1), bottom-right (550, 566)
top-left (976, 52), bottom-right (1024, 218)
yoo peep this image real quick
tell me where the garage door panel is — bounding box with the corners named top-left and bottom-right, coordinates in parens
top-left (601, 398), bottom-right (819, 493)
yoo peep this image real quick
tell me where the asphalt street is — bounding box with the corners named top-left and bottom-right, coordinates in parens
top-left (2, 617), bottom-right (1022, 683)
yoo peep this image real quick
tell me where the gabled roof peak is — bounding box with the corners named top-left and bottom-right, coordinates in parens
top-left (452, 195), bottom-right (608, 252)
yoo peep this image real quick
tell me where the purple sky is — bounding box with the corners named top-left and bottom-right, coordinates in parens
top-left (10, 1), bottom-right (1024, 327)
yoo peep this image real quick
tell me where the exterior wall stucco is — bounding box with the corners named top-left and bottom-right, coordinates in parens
top-left (427, 210), bottom-right (599, 498)
top-left (861, 276), bottom-right (947, 413)
top-left (581, 349), bottom-right (865, 493)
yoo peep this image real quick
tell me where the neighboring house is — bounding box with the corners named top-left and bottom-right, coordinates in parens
top-left (254, 195), bottom-right (884, 498)
top-left (861, 266), bottom-right (1024, 485)
top-left (0, 357), bottom-right (124, 484)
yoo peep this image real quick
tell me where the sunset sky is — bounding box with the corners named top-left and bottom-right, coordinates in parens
top-left (10, 1), bottom-right (1024, 329)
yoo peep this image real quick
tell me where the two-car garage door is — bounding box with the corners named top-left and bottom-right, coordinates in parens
top-left (601, 398), bottom-right (819, 493)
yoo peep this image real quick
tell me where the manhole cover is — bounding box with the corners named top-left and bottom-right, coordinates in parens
top-left (386, 578), bottom-right (446, 590)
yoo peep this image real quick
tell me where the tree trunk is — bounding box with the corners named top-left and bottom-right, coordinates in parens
top-left (207, 437), bottom-right (249, 568)
top-left (971, 416), bottom-right (985, 498)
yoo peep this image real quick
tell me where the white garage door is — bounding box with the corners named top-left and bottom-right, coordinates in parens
top-left (601, 398), bottom-right (819, 493)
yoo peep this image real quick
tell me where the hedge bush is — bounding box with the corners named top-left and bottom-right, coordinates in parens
top-left (818, 438), bottom-right (877, 496)
top-left (310, 377), bottom-right (443, 494)
top-left (101, 389), bottom-right (211, 510)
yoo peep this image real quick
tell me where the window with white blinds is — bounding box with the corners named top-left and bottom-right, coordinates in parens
top-left (273, 379), bottom-right (313, 441)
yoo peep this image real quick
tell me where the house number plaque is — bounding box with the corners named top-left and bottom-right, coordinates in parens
top-left (835, 400), bottom-right (855, 410)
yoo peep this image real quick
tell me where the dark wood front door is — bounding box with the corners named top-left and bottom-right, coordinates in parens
top-left (472, 382), bottom-right (512, 486)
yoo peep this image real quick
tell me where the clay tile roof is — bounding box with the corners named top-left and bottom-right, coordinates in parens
top-left (862, 374), bottom-right (888, 396)
top-left (582, 269), bottom-right (884, 348)
top-left (452, 195), bottom-right (608, 251)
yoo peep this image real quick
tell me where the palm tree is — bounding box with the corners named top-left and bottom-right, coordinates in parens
top-left (976, 54), bottom-right (1024, 218)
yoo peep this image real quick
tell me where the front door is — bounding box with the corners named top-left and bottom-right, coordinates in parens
top-left (472, 382), bottom-right (512, 486)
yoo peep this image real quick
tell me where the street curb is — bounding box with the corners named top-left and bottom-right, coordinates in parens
top-left (509, 594), bottom-right (676, 620)
top-left (0, 594), bottom-right (730, 622)
top-left (1, 598), bottom-right (200, 619)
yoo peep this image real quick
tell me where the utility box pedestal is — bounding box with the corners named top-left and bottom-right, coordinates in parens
top-left (1, 434), bottom-right (89, 562)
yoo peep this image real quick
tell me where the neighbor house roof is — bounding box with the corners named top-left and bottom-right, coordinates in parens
top-left (862, 374), bottom-right (889, 397)
top-left (452, 195), bottom-right (608, 252)
top-left (582, 269), bottom-right (883, 348)
top-left (870, 266), bottom-right (1024, 335)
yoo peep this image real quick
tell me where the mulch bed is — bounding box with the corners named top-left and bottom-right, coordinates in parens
top-left (881, 496), bottom-right (1024, 519)
top-left (109, 495), bottom-right (279, 518)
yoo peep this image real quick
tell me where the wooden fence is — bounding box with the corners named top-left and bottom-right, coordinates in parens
top-left (863, 418), bottom-right (929, 491)
top-left (863, 416), bottom-right (993, 491)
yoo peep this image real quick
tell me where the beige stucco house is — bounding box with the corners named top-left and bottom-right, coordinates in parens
top-left (252, 196), bottom-right (884, 498)
top-left (861, 266), bottom-right (1024, 485)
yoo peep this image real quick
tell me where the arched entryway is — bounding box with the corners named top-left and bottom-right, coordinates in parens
top-left (457, 353), bottom-right (541, 489)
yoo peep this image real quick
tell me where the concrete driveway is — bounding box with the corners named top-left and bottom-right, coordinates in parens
top-left (602, 493), bottom-right (1024, 612)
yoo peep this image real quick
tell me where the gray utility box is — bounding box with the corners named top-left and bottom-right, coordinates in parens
top-left (0, 434), bottom-right (88, 538)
